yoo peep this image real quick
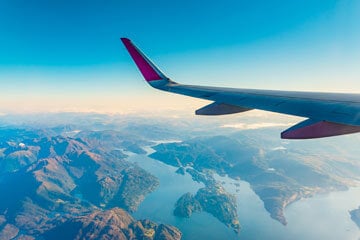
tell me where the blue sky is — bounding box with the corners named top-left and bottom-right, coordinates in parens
top-left (0, 0), bottom-right (359, 113)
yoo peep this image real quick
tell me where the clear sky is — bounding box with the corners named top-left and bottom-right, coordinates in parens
top-left (0, 0), bottom-right (359, 113)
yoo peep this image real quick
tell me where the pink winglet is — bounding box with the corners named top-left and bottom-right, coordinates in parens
top-left (121, 38), bottom-right (162, 81)
top-left (281, 119), bottom-right (360, 139)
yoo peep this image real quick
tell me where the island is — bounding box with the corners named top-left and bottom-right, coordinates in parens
top-left (175, 167), bottom-right (186, 175)
top-left (174, 193), bottom-right (202, 218)
top-left (350, 207), bottom-right (360, 229)
top-left (174, 185), bottom-right (240, 234)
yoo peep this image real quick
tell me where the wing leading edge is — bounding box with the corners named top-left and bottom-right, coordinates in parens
top-left (121, 38), bottom-right (360, 139)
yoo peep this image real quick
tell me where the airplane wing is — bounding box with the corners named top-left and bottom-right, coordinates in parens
top-left (121, 38), bottom-right (360, 139)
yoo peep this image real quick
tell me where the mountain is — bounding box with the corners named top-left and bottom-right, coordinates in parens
top-left (0, 128), bottom-right (179, 239)
top-left (42, 208), bottom-right (181, 240)
top-left (1, 114), bottom-right (359, 239)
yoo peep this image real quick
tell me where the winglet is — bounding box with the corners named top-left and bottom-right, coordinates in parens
top-left (121, 38), bottom-right (168, 82)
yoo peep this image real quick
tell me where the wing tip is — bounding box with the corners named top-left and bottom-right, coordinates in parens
top-left (120, 37), bottom-right (130, 43)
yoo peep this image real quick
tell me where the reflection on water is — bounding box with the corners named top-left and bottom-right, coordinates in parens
top-left (129, 154), bottom-right (360, 240)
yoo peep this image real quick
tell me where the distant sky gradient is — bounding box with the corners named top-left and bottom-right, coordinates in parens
top-left (0, 0), bottom-right (359, 113)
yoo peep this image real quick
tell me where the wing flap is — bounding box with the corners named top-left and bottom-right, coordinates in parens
top-left (281, 119), bottom-right (360, 139)
top-left (195, 102), bottom-right (252, 115)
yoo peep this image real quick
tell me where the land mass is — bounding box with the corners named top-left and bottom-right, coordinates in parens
top-left (0, 128), bottom-right (179, 239)
top-left (150, 135), bottom-right (357, 225)
top-left (42, 208), bottom-right (181, 240)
